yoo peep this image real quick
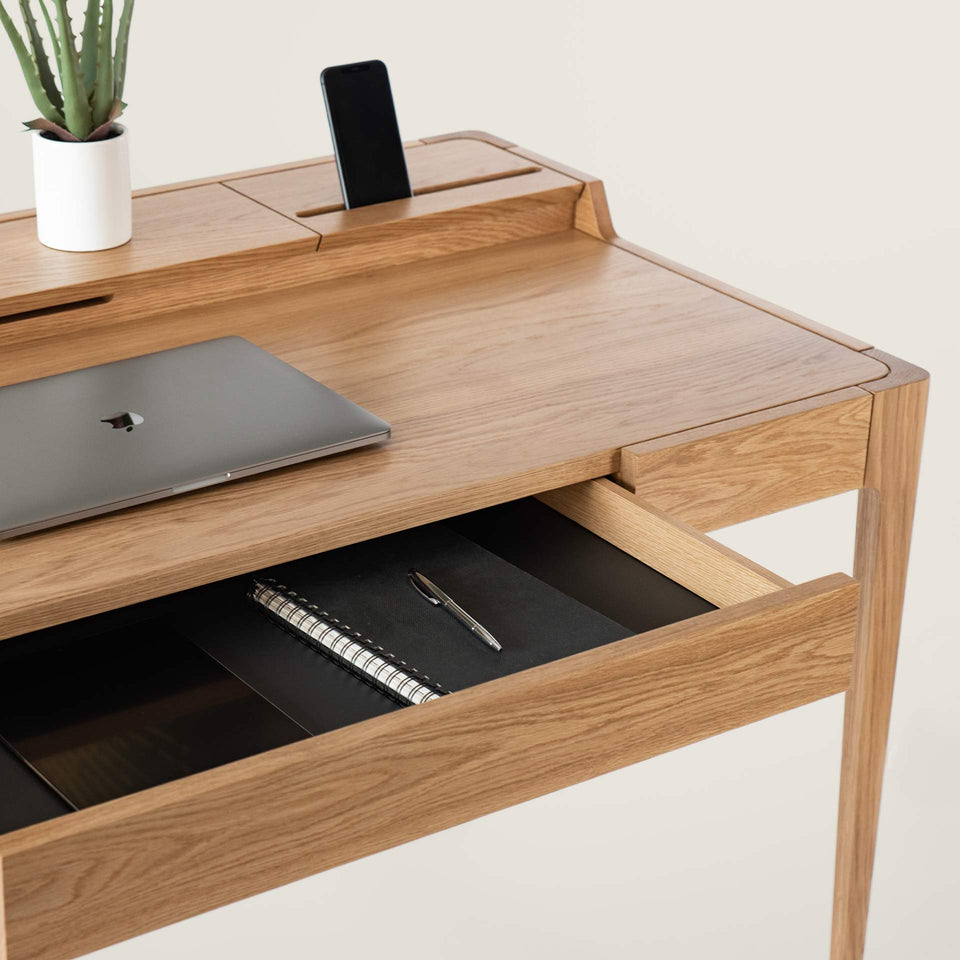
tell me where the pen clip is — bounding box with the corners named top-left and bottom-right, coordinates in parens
top-left (408, 569), bottom-right (441, 604)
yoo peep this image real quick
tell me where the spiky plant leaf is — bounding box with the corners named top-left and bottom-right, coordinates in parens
top-left (19, 0), bottom-right (62, 109)
top-left (37, 0), bottom-right (58, 60)
top-left (23, 115), bottom-right (80, 140)
top-left (113, 0), bottom-right (132, 101)
top-left (86, 97), bottom-right (121, 140)
top-left (0, 1), bottom-right (64, 123)
top-left (52, 0), bottom-right (92, 139)
top-left (91, 0), bottom-right (112, 126)
top-left (79, 0), bottom-right (99, 96)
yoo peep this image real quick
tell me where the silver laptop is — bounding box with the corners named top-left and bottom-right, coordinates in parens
top-left (0, 336), bottom-right (390, 539)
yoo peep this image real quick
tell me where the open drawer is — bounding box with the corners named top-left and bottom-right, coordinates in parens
top-left (0, 478), bottom-right (858, 960)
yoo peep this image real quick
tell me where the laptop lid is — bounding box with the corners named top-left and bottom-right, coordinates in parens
top-left (0, 336), bottom-right (390, 539)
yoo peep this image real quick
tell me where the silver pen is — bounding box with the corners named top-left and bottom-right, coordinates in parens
top-left (408, 569), bottom-right (502, 652)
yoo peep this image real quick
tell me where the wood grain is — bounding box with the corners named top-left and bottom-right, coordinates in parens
top-left (301, 170), bottom-right (574, 235)
top-left (303, 177), bottom-right (578, 281)
top-left (0, 146), bottom-right (577, 351)
top-left (0, 184), bottom-right (317, 319)
top-left (506, 147), bottom-right (619, 243)
top-left (226, 138), bottom-right (541, 224)
top-left (293, 166), bottom-right (541, 218)
top-left (421, 130), bottom-right (517, 148)
top-left (616, 388), bottom-right (872, 531)
top-left (538, 479), bottom-right (790, 606)
top-left (0, 574), bottom-right (858, 960)
top-left (0, 208), bottom-right (33, 225)
top-left (0, 182), bottom-right (578, 352)
top-left (0, 231), bottom-right (886, 640)
top-left (0, 858), bottom-right (7, 960)
top-left (0, 245), bottom-right (322, 351)
top-left (569, 177), bottom-right (873, 352)
top-left (831, 352), bottom-right (929, 960)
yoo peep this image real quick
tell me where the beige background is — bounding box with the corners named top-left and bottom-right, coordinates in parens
top-left (1, 1), bottom-right (957, 956)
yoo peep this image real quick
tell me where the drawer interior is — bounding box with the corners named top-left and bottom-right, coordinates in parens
top-left (0, 479), bottom-right (856, 960)
top-left (0, 490), bottom-right (723, 836)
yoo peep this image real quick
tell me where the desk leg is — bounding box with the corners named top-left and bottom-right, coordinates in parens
top-left (831, 354), bottom-right (928, 960)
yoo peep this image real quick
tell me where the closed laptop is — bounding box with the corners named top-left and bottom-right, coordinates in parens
top-left (0, 336), bottom-right (390, 539)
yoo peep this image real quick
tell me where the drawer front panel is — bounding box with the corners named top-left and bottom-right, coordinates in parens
top-left (616, 388), bottom-right (872, 531)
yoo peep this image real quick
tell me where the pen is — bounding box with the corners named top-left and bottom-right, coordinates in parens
top-left (408, 569), bottom-right (502, 652)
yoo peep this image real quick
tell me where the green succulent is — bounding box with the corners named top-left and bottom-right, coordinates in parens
top-left (0, 0), bottom-right (135, 141)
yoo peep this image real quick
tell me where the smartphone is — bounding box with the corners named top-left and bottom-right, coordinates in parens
top-left (321, 60), bottom-right (413, 209)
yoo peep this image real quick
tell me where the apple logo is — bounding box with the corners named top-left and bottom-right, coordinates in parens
top-left (100, 411), bottom-right (145, 432)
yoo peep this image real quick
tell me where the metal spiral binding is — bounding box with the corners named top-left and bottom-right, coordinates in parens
top-left (248, 579), bottom-right (447, 706)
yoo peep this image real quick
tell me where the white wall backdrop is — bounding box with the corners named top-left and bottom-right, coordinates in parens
top-left (1, 1), bottom-right (957, 957)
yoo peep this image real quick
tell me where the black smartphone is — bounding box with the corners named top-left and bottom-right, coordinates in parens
top-left (321, 60), bottom-right (412, 209)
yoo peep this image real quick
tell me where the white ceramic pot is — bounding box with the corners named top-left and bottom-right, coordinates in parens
top-left (31, 124), bottom-right (132, 252)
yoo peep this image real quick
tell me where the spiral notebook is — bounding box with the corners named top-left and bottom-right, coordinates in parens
top-left (249, 578), bottom-right (448, 705)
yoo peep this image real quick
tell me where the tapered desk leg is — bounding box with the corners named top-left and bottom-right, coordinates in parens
top-left (831, 353), bottom-right (928, 960)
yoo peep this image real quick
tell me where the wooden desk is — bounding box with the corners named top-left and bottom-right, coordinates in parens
top-left (0, 132), bottom-right (927, 960)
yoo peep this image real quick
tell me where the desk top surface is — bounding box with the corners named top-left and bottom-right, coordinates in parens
top-left (0, 221), bottom-right (885, 640)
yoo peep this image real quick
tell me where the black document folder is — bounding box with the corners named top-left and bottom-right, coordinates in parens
top-left (0, 621), bottom-right (308, 810)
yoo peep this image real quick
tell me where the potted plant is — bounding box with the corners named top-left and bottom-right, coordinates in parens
top-left (0, 0), bottom-right (135, 251)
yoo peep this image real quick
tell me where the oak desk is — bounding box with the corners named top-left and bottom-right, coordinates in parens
top-left (0, 132), bottom-right (927, 960)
